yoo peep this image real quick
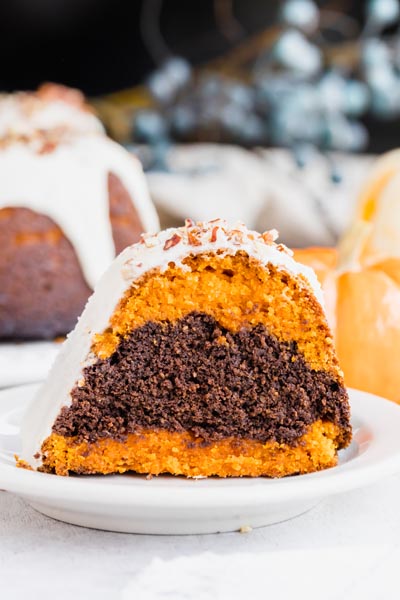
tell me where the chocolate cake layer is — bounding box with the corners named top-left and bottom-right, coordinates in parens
top-left (54, 312), bottom-right (351, 445)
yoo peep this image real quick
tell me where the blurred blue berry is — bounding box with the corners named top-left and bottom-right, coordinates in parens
top-left (236, 114), bottom-right (268, 145)
top-left (225, 83), bottom-right (255, 111)
top-left (323, 115), bottom-right (368, 151)
top-left (280, 0), bottom-right (319, 32)
top-left (147, 71), bottom-right (177, 104)
top-left (366, 0), bottom-right (400, 28)
top-left (255, 74), bottom-right (304, 107)
top-left (347, 121), bottom-right (369, 151)
top-left (163, 57), bottom-right (192, 90)
top-left (220, 103), bottom-right (248, 134)
top-left (330, 168), bottom-right (343, 184)
top-left (170, 105), bottom-right (197, 137)
top-left (366, 63), bottom-right (400, 119)
top-left (198, 75), bottom-right (223, 99)
top-left (273, 30), bottom-right (322, 76)
top-left (293, 142), bottom-right (315, 168)
top-left (318, 74), bottom-right (368, 118)
top-left (367, 63), bottom-right (397, 88)
top-left (150, 139), bottom-right (171, 172)
top-left (362, 38), bottom-right (391, 70)
top-left (133, 110), bottom-right (168, 143)
top-left (393, 37), bottom-right (400, 68)
top-left (291, 84), bottom-right (319, 112)
top-left (370, 79), bottom-right (400, 118)
top-left (272, 103), bottom-right (322, 145)
top-left (343, 80), bottom-right (370, 116)
top-left (318, 71), bottom-right (347, 112)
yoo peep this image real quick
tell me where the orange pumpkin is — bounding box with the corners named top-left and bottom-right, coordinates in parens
top-left (294, 151), bottom-right (400, 403)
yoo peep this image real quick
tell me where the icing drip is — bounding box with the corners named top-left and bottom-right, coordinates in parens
top-left (0, 136), bottom-right (160, 288)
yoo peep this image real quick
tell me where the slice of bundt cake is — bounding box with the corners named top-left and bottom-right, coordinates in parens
top-left (0, 84), bottom-right (159, 339)
top-left (21, 219), bottom-right (351, 477)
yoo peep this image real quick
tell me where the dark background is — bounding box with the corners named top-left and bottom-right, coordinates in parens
top-left (0, 0), bottom-right (395, 152)
top-left (0, 0), bottom-right (278, 94)
top-left (0, 0), bottom-right (361, 94)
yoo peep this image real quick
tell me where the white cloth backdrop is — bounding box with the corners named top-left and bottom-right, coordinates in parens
top-left (147, 145), bottom-right (373, 247)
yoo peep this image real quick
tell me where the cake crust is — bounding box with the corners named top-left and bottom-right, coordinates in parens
top-left (0, 207), bottom-right (91, 338)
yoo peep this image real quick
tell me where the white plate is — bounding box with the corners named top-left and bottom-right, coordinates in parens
top-left (0, 341), bottom-right (61, 388)
top-left (1, 384), bottom-right (400, 535)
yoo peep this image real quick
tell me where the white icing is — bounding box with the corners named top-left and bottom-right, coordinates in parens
top-left (0, 96), bottom-right (104, 138)
top-left (119, 223), bottom-right (323, 305)
top-left (0, 135), bottom-right (160, 288)
top-left (20, 220), bottom-right (324, 467)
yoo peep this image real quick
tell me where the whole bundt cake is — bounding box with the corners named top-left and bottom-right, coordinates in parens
top-left (0, 84), bottom-right (159, 339)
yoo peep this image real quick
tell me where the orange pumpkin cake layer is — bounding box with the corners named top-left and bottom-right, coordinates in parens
top-left (41, 421), bottom-right (342, 478)
top-left (93, 252), bottom-right (340, 377)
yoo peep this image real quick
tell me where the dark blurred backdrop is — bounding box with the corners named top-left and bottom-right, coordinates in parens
top-left (0, 0), bottom-right (276, 94)
top-left (0, 0), bottom-right (396, 152)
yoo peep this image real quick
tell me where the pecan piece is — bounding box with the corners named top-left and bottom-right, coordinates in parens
top-left (210, 226), bottom-right (219, 242)
top-left (188, 230), bottom-right (202, 246)
top-left (164, 233), bottom-right (182, 251)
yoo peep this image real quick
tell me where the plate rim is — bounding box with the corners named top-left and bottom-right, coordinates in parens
top-left (0, 341), bottom-right (60, 388)
top-left (1, 384), bottom-right (400, 509)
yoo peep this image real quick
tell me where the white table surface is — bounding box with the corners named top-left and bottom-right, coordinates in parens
top-left (1, 473), bottom-right (400, 600)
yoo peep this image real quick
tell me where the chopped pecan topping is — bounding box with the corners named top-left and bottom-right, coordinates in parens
top-left (210, 226), bottom-right (219, 242)
top-left (230, 229), bottom-right (244, 245)
top-left (38, 139), bottom-right (57, 154)
top-left (163, 233), bottom-right (182, 251)
top-left (188, 230), bottom-right (202, 246)
top-left (261, 231), bottom-right (275, 244)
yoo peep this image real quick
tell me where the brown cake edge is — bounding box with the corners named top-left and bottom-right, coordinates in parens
top-left (0, 172), bottom-right (144, 339)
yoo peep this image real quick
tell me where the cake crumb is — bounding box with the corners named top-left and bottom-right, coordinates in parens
top-left (239, 525), bottom-right (253, 534)
top-left (15, 456), bottom-right (34, 471)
